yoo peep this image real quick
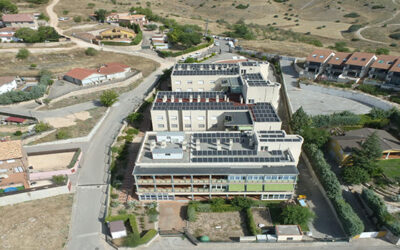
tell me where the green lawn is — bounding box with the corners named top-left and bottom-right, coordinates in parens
top-left (379, 159), bottom-right (400, 179)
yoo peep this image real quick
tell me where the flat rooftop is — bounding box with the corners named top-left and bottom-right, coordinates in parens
top-left (173, 63), bottom-right (239, 76)
top-left (136, 131), bottom-right (296, 165)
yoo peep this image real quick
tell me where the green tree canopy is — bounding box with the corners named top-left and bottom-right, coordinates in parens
top-left (0, 0), bottom-right (18, 14)
top-left (95, 9), bottom-right (107, 22)
top-left (281, 205), bottom-right (315, 227)
top-left (100, 90), bottom-right (119, 107)
top-left (290, 107), bottom-right (312, 134)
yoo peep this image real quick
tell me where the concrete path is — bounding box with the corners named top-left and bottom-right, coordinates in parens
top-left (280, 59), bottom-right (371, 115)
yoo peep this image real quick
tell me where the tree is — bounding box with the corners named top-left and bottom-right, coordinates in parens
top-left (301, 127), bottom-right (330, 148)
top-left (100, 90), bottom-right (119, 107)
top-left (231, 196), bottom-right (254, 209)
top-left (342, 166), bottom-right (370, 184)
top-left (37, 26), bottom-right (59, 41)
top-left (127, 112), bottom-right (143, 126)
top-left (56, 129), bottom-right (70, 139)
top-left (52, 175), bottom-right (67, 185)
top-left (281, 205), bottom-right (315, 227)
top-left (0, 0), bottom-right (18, 14)
top-left (95, 9), bottom-right (107, 22)
top-left (290, 107), bottom-right (311, 134)
top-left (85, 47), bottom-right (98, 56)
top-left (375, 48), bottom-right (390, 55)
top-left (16, 48), bottom-right (30, 59)
top-left (362, 132), bottom-right (382, 160)
top-left (38, 12), bottom-right (49, 21)
top-left (34, 122), bottom-right (51, 133)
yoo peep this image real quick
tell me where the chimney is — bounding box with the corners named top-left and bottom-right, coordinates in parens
top-left (171, 95), bottom-right (175, 102)
top-left (163, 95), bottom-right (167, 102)
top-left (189, 94), bottom-right (193, 103)
top-left (216, 95), bottom-right (219, 103)
top-left (179, 98), bottom-right (182, 103)
top-left (216, 138), bottom-right (221, 150)
top-left (197, 95), bottom-right (201, 103)
top-left (196, 139), bottom-right (201, 151)
top-left (229, 138), bottom-right (233, 150)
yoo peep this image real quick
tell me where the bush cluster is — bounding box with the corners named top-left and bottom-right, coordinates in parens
top-left (67, 148), bottom-right (81, 169)
top-left (15, 26), bottom-right (59, 43)
top-left (311, 111), bottom-right (361, 128)
top-left (245, 208), bottom-right (259, 236)
top-left (158, 37), bottom-right (214, 57)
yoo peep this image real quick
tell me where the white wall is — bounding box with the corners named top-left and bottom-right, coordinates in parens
top-left (0, 80), bottom-right (17, 94)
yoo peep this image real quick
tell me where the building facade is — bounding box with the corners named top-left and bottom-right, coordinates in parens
top-left (1, 14), bottom-right (37, 29)
top-left (133, 131), bottom-right (303, 201)
top-left (0, 76), bottom-right (17, 94)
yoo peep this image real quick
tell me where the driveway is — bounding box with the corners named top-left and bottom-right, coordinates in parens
top-left (280, 59), bottom-right (371, 115)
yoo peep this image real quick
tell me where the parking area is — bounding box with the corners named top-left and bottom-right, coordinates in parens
top-left (158, 202), bottom-right (187, 231)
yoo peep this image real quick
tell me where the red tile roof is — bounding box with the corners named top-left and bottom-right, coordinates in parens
top-left (0, 27), bottom-right (19, 33)
top-left (389, 60), bottom-right (400, 73)
top-left (306, 49), bottom-right (334, 63)
top-left (6, 117), bottom-right (25, 123)
top-left (64, 68), bottom-right (96, 81)
top-left (326, 52), bottom-right (351, 66)
top-left (0, 76), bottom-right (15, 86)
top-left (64, 63), bottom-right (130, 80)
top-left (370, 55), bottom-right (399, 70)
top-left (345, 52), bottom-right (376, 67)
top-left (2, 14), bottom-right (34, 23)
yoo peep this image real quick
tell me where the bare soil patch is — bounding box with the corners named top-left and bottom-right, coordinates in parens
top-left (188, 211), bottom-right (248, 241)
top-left (159, 202), bottom-right (186, 231)
top-left (0, 194), bottom-right (73, 250)
top-left (0, 125), bottom-right (30, 133)
top-left (28, 152), bottom-right (75, 171)
top-left (44, 111), bottom-right (91, 128)
top-left (251, 207), bottom-right (273, 227)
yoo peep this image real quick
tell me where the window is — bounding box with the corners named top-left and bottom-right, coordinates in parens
top-left (248, 99), bottom-right (255, 104)
top-left (171, 124), bottom-right (178, 128)
top-left (158, 124), bottom-right (165, 128)
top-left (187, 88), bottom-right (193, 92)
top-left (171, 116), bottom-right (178, 121)
top-left (184, 116), bottom-right (191, 120)
top-left (271, 176), bottom-right (278, 180)
top-left (265, 176), bottom-right (272, 180)
top-left (198, 80), bottom-right (204, 85)
top-left (6, 159), bottom-right (15, 163)
top-left (187, 80), bottom-right (193, 84)
top-left (198, 88), bottom-right (204, 92)
top-left (175, 81), bottom-right (181, 85)
top-left (197, 116), bottom-right (205, 120)
top-left (199, 124), bottom-right (205, 128)
top-left (185, 124), bottom-right (192, 128)
top-left (156, 115), bottom-right (163, 120)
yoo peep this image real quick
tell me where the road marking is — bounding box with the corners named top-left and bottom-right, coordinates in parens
top-left (75, 232), bottom-right (100, 239)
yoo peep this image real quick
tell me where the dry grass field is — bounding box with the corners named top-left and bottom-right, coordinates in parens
top-left (11, 0), bottom-right (48, 14)
top-left (0, 194), bottom-right (73, 250)
top-left (52, 0), bottom-right (400, 56)
top-left (0, 49), bottom-right (159, 77)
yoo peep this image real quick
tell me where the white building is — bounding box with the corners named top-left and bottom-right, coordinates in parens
top-left (108, 220), bottom-right (127, 239)
top-left (0, 27), bottom-right (21, 43)
top-left (0, 76), bottom-right (17, 94)
top-left (63, 62), bottom-right (131, 86)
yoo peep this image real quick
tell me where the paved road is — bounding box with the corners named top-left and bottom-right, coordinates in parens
top-left (280, 59), bottom-right (371, 115)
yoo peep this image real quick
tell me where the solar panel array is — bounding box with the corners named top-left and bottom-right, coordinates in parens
top-left (173, 70), bottom-right (239, 76)
top-left (153, 102), bottom-right (248, 111)
top-left (241, 61), bottom-right (259, 67)
top-left (156, 91), bottom-right (224, 99)
top-left (259, 138), bottom-right (302, 142)
top-left (251, 103), bottom-right (280, 122)
top-left (192, 150), bottom-right (257, 156)
top-left (192, 132), bottom-right (241, 138)
top-left (243, 73), bottom-right (271, 86)
top-left (191, 156), bottom-right (288, 163)
top-left (173, 63), bottom-right (239, 76)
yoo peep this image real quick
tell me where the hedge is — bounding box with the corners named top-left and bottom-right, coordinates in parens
top-left (157, 37), bottom-right (214, 58)
top-left (304, 143), bottom-right (364, 236)
top-left (67, 148), bottom-right (81, 169)
top-left (187, 205), bottom-right (197, 222)
top-left (131, 30), bottom-right (142, 45)
top-left (311, 111), bottom-right (361, 128)
top-left (362, 188), bottom-right (400, 235)
top-left (101, 41), bottom-right (132, 46)
top-left (137, 229), bottom-right (157, 244)
top-left (245, 208), bottom-right (259, 236)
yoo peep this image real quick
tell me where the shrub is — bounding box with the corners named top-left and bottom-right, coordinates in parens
top-left (344, 12), bottom-right (360, 18)
top-left (118, 209), bottom-right (127, 214)
top-left (110, 201), bottom-right (120, 207)
top-left (245, 208), bottom-right (259, 236)
top-left (0, 0), bottom-right (18, 14)
top-left (15, 26), bottom-right (59, 43)
top-left (126, 128), bottom-right (139, 135)
top-left (146, 207), bottom-right (159, 222)
top-left (52, 175), bottom-right (67, 185)
top-left (196, 203), bottom-right (211, 212)
top-left (389, 33), bottom-right (400, 40)
top-left (188, 205), bottom-right (197, 222)
top-left (231, 196), bottom-right (254, 209)
top-left (85, 47), bottom-right (98, 56)
top-left (14, 130), bottom-right (22, 136)
top-left (16, 48), bottom-right (30, 59)
top-left (34, 122), bottom-right (51, 133)
top-left (67, 148), bottom-right (81, 168)
top-left (110, 193), bottom-right (118, 199)
top-left (100, 90), bottom-right (119, 107)
top-left (73, 16), bottom-right (82, 22)
top-left (38, 13), bottom-right (49, 21)
top-left (347, 24), bottom-right (363, 32)
top-left (127, 112), bottom-right (143, 126)
top-left (375, 48), bottom-right (390, 55)
top-left (235, 3), bottom-right (249, 9)
top-left (56, 129), bottom-right (71, 140)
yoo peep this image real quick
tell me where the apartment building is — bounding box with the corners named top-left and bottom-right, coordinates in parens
top-left (387, 62), bottom-right (400, 89)
top-left (133, 130), bottom-right (303, 201)
top-left (323, 52), bottom-right (351, 80)
top-left (339, 52), bottom-right (377, 81)
top-left (0, 140), bottom-right (29, 190)
top-left (365, 56), bottom-right (400, 90)
top-left (170, 62), bottom-right (281, 108)
top-left (151, 91), bottom-right (282, 132)
top-left (302, 49), bottom-right (335, 79)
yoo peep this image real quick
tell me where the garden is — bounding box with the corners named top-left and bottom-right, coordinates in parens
top-left (187, 197), bottom-right (314, 242)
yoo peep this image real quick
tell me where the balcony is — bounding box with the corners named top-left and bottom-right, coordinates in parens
top-left (211, 179), bottom-right (228, 184)
top-left (137, 179), bottom-right (154, 185)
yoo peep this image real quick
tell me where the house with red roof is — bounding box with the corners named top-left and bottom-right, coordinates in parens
top-left (323, 52), bottom-right (351, 80)
top-left (0, 27), bottom-right (21, 43)
top-left (302, 49), bottom-right (335, 79)
top-left (63, 63), bottom-right (131, 86)
top-left (339, 52), bottom-right (377, 81)
top-left (364, 55), bottom-right (399, 87)
top-left (1, 14), bottom-right (37, 29)
top-left (386, 60), bottom-right (400, 90)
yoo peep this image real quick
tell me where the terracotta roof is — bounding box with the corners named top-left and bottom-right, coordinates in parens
top-left (326, 52), bottom-right (351, 66)
top-left (2, 14), bottom-right (34, 23)
top-left (345, 52), bottom-right (376, 67)
top-left (0, 27), bottom-right (19, 33)
top-left (370, 55), bottom-right (399, 70)
top-left (0, 140), bottom-right (23, 161)
top-left (0, 76), bottom-right (15, 86)
top-left (306, 49), bottom-right (334, 63)
top-left (5, 117), bottom-right (25, 123)
top-left (65, 63), bottom-right (130, 80)
top-left (389, 59), bottom-right (400, 73)
top-left (64, 68), bottom-right (96, 81)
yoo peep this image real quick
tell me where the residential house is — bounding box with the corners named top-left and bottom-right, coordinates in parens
top-left (339, 52), bottom-right (377, 82)
top-left (329, 128), bottom-right (400, 164)
top-left (151, 34), bottom-right (168, 50)
top-left (323, 52), bottom-right (351, 80)
top-left (365, 55), bottom-right (399, 87)
top-left (275, 225), bottom-right (303, 241)
top-left (63, 62), bottom-right (131, 86)
top-left (0, 140), bottom-right (30, 190)
top-left (0, 27), bottom-right (21, 43)
top-left (151, 91), bottom-right (282, 132)
top-left (133, 130), bottom-right (303, 201)
top-left (0, 76), bottom-right (17, 94)
top-left (99, 27), bottom-right (136, 43)
top-left (1, 14), bottom-right (37, 29)
top-left (301, 49), bottom-right (335, 79)
top-left (386, 60), bottom-right (400, 90)
top-left (106, 12), bottom-right (148, 27)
